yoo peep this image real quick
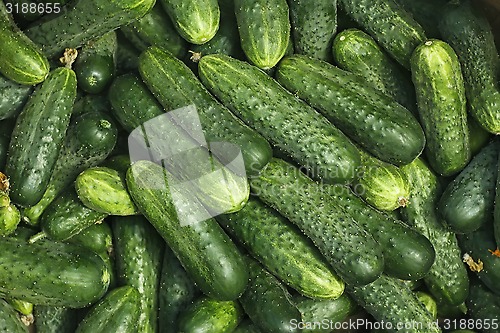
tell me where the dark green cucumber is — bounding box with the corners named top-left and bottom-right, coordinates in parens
top-left (178, 296), bottom-right (244, 333)
top-left (112, 215), bottom-right (164, 333)
top-left (469, 115), bottom-right (492, 156)
top-left (159, 0), bottom-right (219, 45)
top-left (234, 0), bottom-right (290, 69)
top-left (438, 141), bottom-right (499, 234)
top-left (0, 74), bottom-right (32, 120)
top-left (24, 0), bottom-right (155, 59)
top-left (217, 197), bottom-right (344, 299)
top-left (240, 259), bottom-right (301, 333)
top-left (199, 54), bottom-right (361, 183)
top-left (339, 0), bottom-right (426, 68)
top-left (411, 39), bottom-right (470, 176)
top-left (5, 67), bottom-right (77, 207)
top-left (0, 135), bottom-right (8, 171)
top-left (72, 94), bottom-right (111, 118)
top-left (438, 0), bottom-right (500, 134)
top-left (75, 286), bottom-right (140, 333)
top-left (103, 154), bottom-right (131, 173)
top-left (332, 28), bottom-right (417, 112)
top-left (115, 30), bottom-right (139, 75)
top-left (234, 319), bottom-right (262, 333)
top-left (249, 158), bottom-right (384, 286)
top-left (0, 204), bottom-right (20, 235)
top-left (393, 0), bottom-right (447, 38)
top-left (126, 160), bottom-right (248, 300)
top-left (0, 299), bottom-right (28, 333)
top-left (34, 306), bottom-right (77, 333)
top-left (276, 54), bottom-right (425, 166)
top-left (466, 278), bottom-right (500, 333)
top-left (400, 158), bottom-right (469, 306)
top-left (22, 111), bottom-right (117, 225)
top-left (66, 222), bottom-right (113, 255)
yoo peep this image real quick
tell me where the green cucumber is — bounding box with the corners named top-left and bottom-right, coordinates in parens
top-left (5, 67), bottom-right (77, 207)
top-left (6, 298), bottom-right (32, 316)
top-left (0, 203), bottom-right (20, 235)
top-left (339, 0), bottom-right (426, 68)
top-left (240, 259), bottom-right (301, 333)
top-left (393, 0), bottom-right (447, 38)
top-left (112, 215), bottom-right (164, 333)
top-left (126, 160), bottom-right (248, 300)
top-left (249, 158), bottom-right (384, 286)
top-left (411, 39), bottom-right (470, 176)
top-left (34, 306), bottom-right (77, 333)
top-left (438, 141), bottom-right (499, 234)
top-left (198, 54), bottom-right (361, 183)
top-left (72, 94), bottom-right (111, 118)
top-left (158, 0), bottom-right (219, 45)
top-left (217, 197), bottom-right (344, 299)
top-left (0, 299), bottom-right (28, 333)
top-left (138, 47), bottom-right (273, 176)
top-left (178, 297), bottom-right (244, 333)
top-left (400, 159), bottom-right (469, 306)
top-left (103, 154), bottom-right (131, 174)
top-left (415, 291), bottom-right (437, 319)
top-left (66, 222), bottom-right (113, 256)
top-left (0, 74), bottom-right (32, 120)
top-left (234, 319), bottom-right (262, 333)
top-left (469, 116), bottom-right (492, 156)
top-left (438, 0), bottom-right (500, 134)
top-left (276, 54), bottom-right (425, 166)
top-left (332, 28), bottom-right (417, 112)
top-left (115, 30), bottom-right (139, 75)
top-left (234, 0), bottom-right (290, 69)
top-left (24, 0), bottom-right (155, 59)
top-left (466, 279), bottom-right (500, 333)
top-left (75, 286), bottom-right (140, 333)
top-left (22, 111), bottom-right (117, 225)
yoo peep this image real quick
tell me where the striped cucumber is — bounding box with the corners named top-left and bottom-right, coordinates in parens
top-left (0, 74), bottom-right (32, 120)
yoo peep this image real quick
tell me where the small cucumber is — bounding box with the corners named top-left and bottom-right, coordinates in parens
top-left (0, 203), bottom-right (20, 235)
top-left (0, 299), bottom-right (28, 333)
top-left (0, 74), bottom-right (32, 120)
top-left (34, 306), bottom-right (77, 333)
top-left (66, 222), bottom-right (113, 256)
top-left (466, 279), bottom-right (500, 333)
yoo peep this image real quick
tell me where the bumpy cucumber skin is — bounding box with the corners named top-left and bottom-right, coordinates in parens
top-left (332, 28), bottom-right (417, 112)
top-left (249, 158), bottom-right (384, 286)
top-left (217, 197), bottom-right (344, 299)
top-left (126, 160), bottom-right (249, 300)
top-left (276, 54), bottom-right (424, 166)
top-left (0, 236), bottom-right (110, 307)
top-left (234, 0), bottom-right (290, 69)
top-left (438, 1), bottom-right (500, 134)
top-left (466, 279), bottom-right (500, 333)
top-left (112, 215), bottom-right (164, 333)
top-left (159, 0), bottom-right (219, 44)
top-left (34, 306), bottom-right (77, 333)
top-left (400, 159), bottom-right (469, 306)
top-left (0, 204), bottom-right (21, 236)
top-left (199, 54), bottom-right (361, 183)
top-left (6, 67), bottom-right (77, 207)
top-left (0, 74), bottom-right (32, 120)
top-left (139, 47), bottom-right (272, 176)
top-left (24, 0), bottom-right (155, 59)
top-left (411, 39), bottom-right (470, 176)
top-left (0, 299), bottom-right (28, 333)
top-left (76, 286), bottom-right (140, 333)
top-left (66, 222), bottom-right (113, 255)
top-left (339, 0), bottom-right (426, 68)
top-left (438, 141), bottom-right (499, 234)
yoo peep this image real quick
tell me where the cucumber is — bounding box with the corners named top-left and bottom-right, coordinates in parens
top-left (0, 1), bottom-right (49, 85)
top-left (249, 158), bottom-right (384, 286)
top-left (438, 141), bottom-right (499, 234)
top-left (66, 222), bottom-right (113, 256)
top-left (138, 47), bottom-right (273, 176)
top-left (24, 0), bottom-right (155, 59)
top-left (178, 297), bottom-right (244, 333)
top-left (5, 67), bottom-right (77, 207)
top-left (0, 299), bottom-right (28, 333)
top-left (0, 204), bottom-right (20, 235)
top-left (34, 306), bottom-right (77, 333)
top-left (0, 74), bottom-right (32, 120)
top-left (22, 111), bottom-right (117, 225)
top-left (239, 259), bottom-right (301, 333)
top-left (217, 197), bottom-right (344, 299)
top-left (6, 298), bottom-right (32, 316)
top-left (468, 116), bottom-right (492, 156)
top-left (339, 0), bottom-right (426, 69)
top-left (415, 291), bottom-right (437, 319)
top-left (332, 28), bottom-right (417, 112)
top-left (393, 0), bottom-right (446, 38)
top-left (0, 235), bottom-right (110, 307)
top-left (438, 0), bottom-right (500, 134)
top-left (275, 54), bottom-right (425, 166)
top-left (400, 159), bottom-right (469, 306)
top-left (115, 30), bottom-right (139, 75)
top-left (466, 279), bottom-right (500, 333)
top-left (198, 54), bottom-right (361, 183)
top-left (72, 94), bottom-right (111, 118)
top-left (234, 319), bottom-right (262, 333)
top-left (112, 215), bottom-right (164, 333)
top-left (234, 0), bottom-right (290, 69)
top-left (75, 286), bottom-right (140, 333)
top-left (411, 39), bottom-right (470, 176)
top-left (288, 0), bottom-right (336, 61)
top-left (126, 160), bottom-right (248, 300)
top-left (159, 0), bottom-right (219, 44)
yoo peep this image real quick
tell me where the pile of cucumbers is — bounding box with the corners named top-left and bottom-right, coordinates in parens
top-left (0, 0), bottom-right (499, 332)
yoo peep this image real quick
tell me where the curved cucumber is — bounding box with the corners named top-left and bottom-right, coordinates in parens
top-left (34, 306), bottom-right (77, 333)
top-left (0, 74), bottom-right (32, 120)
top-left (0, 299), bottom-right (28, 333)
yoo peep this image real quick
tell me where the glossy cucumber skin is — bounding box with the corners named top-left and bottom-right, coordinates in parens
top-left (438, 141), bottom-right (499, 234)
top-left (5, 67), bottom-right (77, 207)
top-left (112, 215), bottom-right (164, 333)
top-left (339, 0), bottom-right (426, 68)
top-left (126, 160), bottom-right (249, 300)
top-left (0, 299), bottom-right (28, 333)
top-left (400, 159), bottom-right (469, 306)
top-left (199, 54), bottom-right (361, 183)
top-left (438, 1), bottom-right (500, 134)
top-left (0, 74), bottom-right (32, 120)
top-left (276, 54), bottom-right (425, 166)
top-left (411, 39), bottom-right (470, 176)
top-left (217, 197), bottom-right (344, 299)
top-left (468, 115), bottom-right (491, 156)
top-left (159, 0), bottom-right (219, 44)
top-left (249, 158), bottom-right (384, 286)
top-left (24, 0), bottom-right (155, 59)
top-left (66, 222), bottom-right (113, 255)
top-left (466, 279), bottom-right (500, 333)
top-left (34, 306), bottom-right (77, 333)
top-left (234, 0), bottom-right (290, 69)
